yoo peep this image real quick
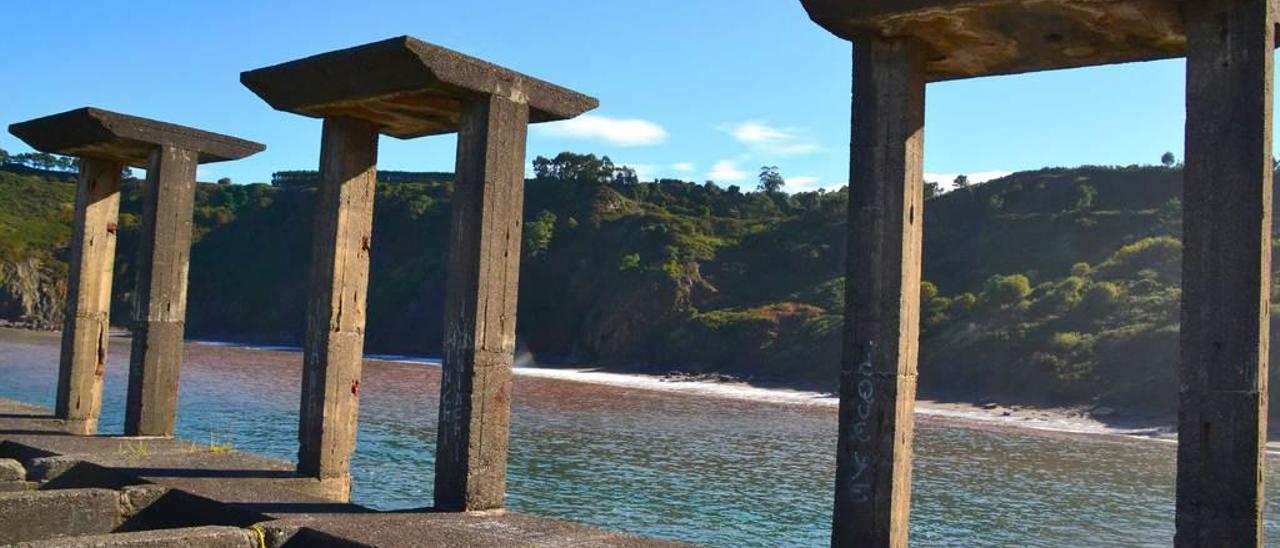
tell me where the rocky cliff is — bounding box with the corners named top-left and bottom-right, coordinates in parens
top-left (0, 257), bottom-right (64, 329)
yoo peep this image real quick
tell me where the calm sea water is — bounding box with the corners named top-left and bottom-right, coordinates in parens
top-left (0, 327), bottom-right (1276, 547)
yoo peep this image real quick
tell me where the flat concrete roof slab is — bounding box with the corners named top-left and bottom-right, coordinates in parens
top-left (8, 108), bottom-right (265, 168)
top-left (801, 0), bottom-right (1233, 80)
top-left (240, 36), bottom-right (599, 138)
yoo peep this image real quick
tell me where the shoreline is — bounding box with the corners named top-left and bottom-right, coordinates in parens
top-left (4, 329), bottom-right (1267, 451)
top-left (512, 363), bottom-right (1280, 453)
top-left (189, 338), bottom-right (1210, 449)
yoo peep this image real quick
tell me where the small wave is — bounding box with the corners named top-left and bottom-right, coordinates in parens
top-left (512, 365), bottom-right (839, 407)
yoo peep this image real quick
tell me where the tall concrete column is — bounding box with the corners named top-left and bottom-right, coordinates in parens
top-left (297, 116), bottom-right (379, 500)
top-left (1176, 0), bottom-right (1274, 546)
top-left (833, 38), bottom-right (925, 548)
top-left (124, 145), bottom-right (198, 437)
top-left (434, 93), bottom-right (529, 512)
top-left (55, 158), bottom-right (123, 436)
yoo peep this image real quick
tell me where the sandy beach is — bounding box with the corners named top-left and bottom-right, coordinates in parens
top-left (509, 362), bottom-right (1180, 442)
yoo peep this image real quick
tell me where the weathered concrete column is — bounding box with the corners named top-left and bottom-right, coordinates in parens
top-left (833, 38), bottom-right (925, 548)
top-left (55, 158), bottom-right (123, 436)
top-left (1176, 1), bottom-right (1275, 545)
top-left (242, 36), bottom-right (596, 506)
top-left (296, 117), bottom-right (379, 500)
top-left (124, 145), bottom-right (198, 437)
top-left (9, 108), bottom-right (262, 437)
top-left (434, 94), bottom-right (529, 512)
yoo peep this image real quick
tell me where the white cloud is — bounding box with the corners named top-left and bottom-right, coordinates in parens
top-left (773, 143), bottom-right (822, 155)
top-left (925, 170), bottom-right (1012, 190)
top-left (535, 114), bottom-right (668, 147)
top-left (624, 163), bottom-right (658, 180)
top-left (730, 121), bottom-right (788, 144)
top-left (721, 120), bottom-right (821, 156)
top-left (787, 176), bottom-right (820, 190)
top-left (613, 162), bottom-right (698, 181)
top-left (708, 160), bottom-right (748, 182)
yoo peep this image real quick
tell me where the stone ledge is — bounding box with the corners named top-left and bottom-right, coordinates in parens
top-left (10, 526), bottom-right (258, 548)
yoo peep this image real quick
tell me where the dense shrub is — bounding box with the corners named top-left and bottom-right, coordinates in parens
top-left (982, 273), bottom-right (1032, 308)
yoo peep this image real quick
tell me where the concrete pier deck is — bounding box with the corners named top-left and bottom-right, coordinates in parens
top-left (0, 398), bottom-right (680, 547)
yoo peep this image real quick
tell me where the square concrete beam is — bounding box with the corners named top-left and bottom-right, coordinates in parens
top-left (801, 0), bottom-right (1278, 81)
top-left (8, 108), bottom-right (264, 168)
top-left (240, 36), bottom-right (599, 138)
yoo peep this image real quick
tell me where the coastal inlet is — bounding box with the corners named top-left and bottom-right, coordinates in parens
top-left (0, 327), bottom-right (1275, 547)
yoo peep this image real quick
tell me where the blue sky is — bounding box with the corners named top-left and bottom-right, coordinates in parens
top-left (0, 1), bottom-right (1270, 192)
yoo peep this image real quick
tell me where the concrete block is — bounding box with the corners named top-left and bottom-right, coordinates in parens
top-left (0, 488), bottom-right (122, 543)
top-left (119, 484), bottom-right (169, 516)
top-left (0, 457), bottom-right (25, 481)
top-left (10, 526), bottom-right (258, 547)
top-left (26, 456), bottom-right (79, 482)
top-left (0, 481), bottom-right (37, 492)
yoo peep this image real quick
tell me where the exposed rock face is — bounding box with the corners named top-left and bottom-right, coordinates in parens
top-left (0, 258), bottom-right (65, 330)
top-left (578, 270), bottom-right (693, 361)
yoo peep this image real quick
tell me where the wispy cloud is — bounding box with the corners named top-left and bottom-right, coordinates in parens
top-left (708, 160), bottom-right (748, 182)
top-left (615, 162), bottom-right (698, 181)
top-left (623, 163), bottom-right (659, 180)
top-left (786, 176), bottom-right (821, 191)
top-left (720, 120), bottom-right (821, 156)
top-left (925, 170), bottom-right (1012, 190)
top-left (535, 114), bottom-right (668, 147)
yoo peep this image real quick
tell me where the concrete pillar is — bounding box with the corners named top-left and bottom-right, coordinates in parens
top-left (124, 146), bottom-right (198, 437)
top-left (297, 117), bottom-right (379, 500)
top-left (55, 158), bottom-right (123, 436)
top-left (832, 38), bottom-right (925, 548)
top-left (434, 93), bottom-right (529, 512)
top-left (1176, 0), bottom-right (1275, 545)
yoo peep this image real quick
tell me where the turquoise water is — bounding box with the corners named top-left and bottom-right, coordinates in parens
top-left (0, 327), bottom-right (1276, 546)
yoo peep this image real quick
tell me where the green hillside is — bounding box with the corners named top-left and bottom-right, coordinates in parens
top-left (0, 154), bottom-right (1275, 417)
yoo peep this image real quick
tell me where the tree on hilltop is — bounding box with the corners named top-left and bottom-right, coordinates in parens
top-left (532, 152), bottom-right (638, 186)
top-left (758, 166), bottom-right (784, 194)
top-left (924, 180), bottom-right (941, 200)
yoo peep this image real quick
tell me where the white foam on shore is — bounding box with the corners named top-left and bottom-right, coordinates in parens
top-left (509, 365), bottom-right (1165, 438)
top-left (514, 365), bottom-right (842, 406)
top-left (508, 365), bottom-right (1223, 448)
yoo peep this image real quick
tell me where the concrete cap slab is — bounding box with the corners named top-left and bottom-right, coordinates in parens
top-left (8, 108), bottom-right (265, 168)
top-left (240, 36), bottom-right (599, 138)
top-left (800, 0), bottom-right (1278, 81)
